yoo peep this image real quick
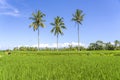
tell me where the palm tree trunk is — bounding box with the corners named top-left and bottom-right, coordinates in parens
top-left (57, 34), bottom-right (58, 51)
top-left (78, 23), bottom-right (80, 51)
top-left (38, 28), bottom-right (40, 51)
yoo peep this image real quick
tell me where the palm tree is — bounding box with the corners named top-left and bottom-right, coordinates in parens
top-left (50, 16), bottom-right (66, 51)
top-left (29, 10), bottom-right (45, 50)
top-left (114, 40), bottom-right (119, 50)
top-left (72, 9), bottom-right (84, 51)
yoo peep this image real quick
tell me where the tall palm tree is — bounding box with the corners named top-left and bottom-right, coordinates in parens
top-left (72, 9), bottom-right (84, 51)
top-left (50, 16), bottom-right (66, 51)
top-left (29, 10), bottom-right (45, 50)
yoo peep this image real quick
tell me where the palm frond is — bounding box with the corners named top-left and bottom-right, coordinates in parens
top-left (51, 27), bottom-right (55, 33)
top-left (29, 17), bottom-right (35, 20)
top-left (50, 23), bottom-right (55, 26)
top-left (61, 26), bottom-right (66, 29)
top-left (40, 23), bottom-right (45, 28)
top-left (59, 29), bottom-right (64, 35)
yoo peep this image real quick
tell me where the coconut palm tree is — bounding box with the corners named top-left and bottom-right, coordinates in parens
top-left (50, 16), bottom-right (66, 51)
top-left (72, 9), bottom-right (84, 51)
top-left (29, 10), bottom-right (45, 50)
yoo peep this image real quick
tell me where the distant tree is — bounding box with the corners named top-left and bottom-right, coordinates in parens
top-left (13, 47), bottom-right (19, 51)
top-left (88, 43), bottom-right (97, 50)
top-left (96, 40), bottom-right (104, 45)
top-left (29, 10), bottom-right (45, 50)
top-left (105, 42), bottom-right (115, 50)
top-left (68, 45), bottom-right (73, 50)
top-left (88, 40), bottom-right (105, 50)
top-left (72, 9), bottom-right (84, 51)
top-left (19, 47), bottom-right (26, 51)
top-left (73, 46), bottom-right (86, 51)
top-left (114, 40), bottom-right (120, 50)
top-left (50, 16), bottom-right (66, 51)
top-left (15, 47), bottom-right (38, 51)
top-left (95, 40), bottom-right (105, 50)
top-left (44, 47), bottom-right (51, 51)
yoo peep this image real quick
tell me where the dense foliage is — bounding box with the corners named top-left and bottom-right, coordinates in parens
top-left (87, 40), bottom-right (120, 50)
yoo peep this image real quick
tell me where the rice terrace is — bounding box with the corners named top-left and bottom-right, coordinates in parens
top-left (1, 0), bottom-right (120, 80)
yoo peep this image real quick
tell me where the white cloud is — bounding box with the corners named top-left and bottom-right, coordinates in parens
top-left (17, 42), bottom-right (87, 48)
top-left (0, 0), bottom-right (20, 16)
top-left (111, 42), bottom-right (114, 45)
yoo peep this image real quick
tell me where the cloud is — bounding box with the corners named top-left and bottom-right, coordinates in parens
top-left (0, 0), bottom-right (20, 16)
top-left (17, 42), bottom-right (87, 48)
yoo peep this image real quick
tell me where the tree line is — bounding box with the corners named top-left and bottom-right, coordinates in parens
top-left (87, 40), bottom-right (120, 50)
top-left (13, 40), bottom-right (120, 51)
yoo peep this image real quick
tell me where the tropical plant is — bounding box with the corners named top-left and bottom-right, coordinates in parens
top-left (29, 10), bottom-right (45, 50)
top-left (88, 43), bottom-right (97, 50)
top-left (114, 40), bottom-right (120, 49)
top-left (88, 41), bottom-right (115, 50)
top-left (95, 40), bottom-right (105, 50)
top-left (72, 9), bottom-right (84, 51)
top-left (50, 16), bottom-right (66, 51)
top-left (105, 42), bottom-right (115, 50)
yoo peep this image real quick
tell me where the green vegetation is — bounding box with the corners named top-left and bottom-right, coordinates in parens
top-left (88, 40), bottom-right (120, 50)
top-left (13, 40), bottom-right (120, 51)
top-left (50, 16), bottom-right (66, 51)
top-left (72, 9), bottom-right (84, 51)
top-left (29, 10), bottom-right (46, 50)
top-left (1, 8), bottom-right (120, 80)
top-left (0, 51), bottom-right (120, 80)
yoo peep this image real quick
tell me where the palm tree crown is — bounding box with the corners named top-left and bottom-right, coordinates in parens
top-left (51, 16), bottom-right (66, 35)
top-left (72, 9), bottom-right (84, 24)
top-left (29, 10), bottom-right (45, 30)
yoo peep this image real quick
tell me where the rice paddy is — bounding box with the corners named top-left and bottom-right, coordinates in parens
top-left (0, 51), bottom-right (120, 80)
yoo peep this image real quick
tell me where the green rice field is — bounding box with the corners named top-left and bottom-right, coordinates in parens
top-left (0, 51), bottom-right (120, 80)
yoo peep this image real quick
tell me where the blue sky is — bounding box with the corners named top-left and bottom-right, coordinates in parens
top-left (0, 0), bottom-right (120, 50)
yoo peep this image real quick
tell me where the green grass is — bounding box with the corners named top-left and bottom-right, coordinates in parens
top-left (0, 51), bottom-right (120, 80)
